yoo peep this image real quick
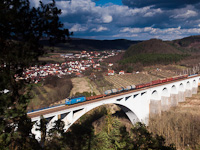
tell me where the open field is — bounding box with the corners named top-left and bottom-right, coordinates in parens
top-left (70, 77), bottom-right (97, 96)
top-left (28, 84), bottom-right (54, 110)
top-left (38, 56), bottom-right (65, 63)
top-left (85, 77), bottom-right (101, 95)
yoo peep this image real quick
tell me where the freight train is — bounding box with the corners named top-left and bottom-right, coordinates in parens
top-left (65, 74), bottom-right (190, 105)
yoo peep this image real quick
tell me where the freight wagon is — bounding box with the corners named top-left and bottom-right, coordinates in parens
top-left (65, 96), bottom-right (86, 105)
top-left (86, 94), bottom-right (106, 101)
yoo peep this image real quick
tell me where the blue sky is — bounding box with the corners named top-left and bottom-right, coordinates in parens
top-left (94, 0), bottom-right (122, 6)
top-left (31, 0), bottom-right (200, 40)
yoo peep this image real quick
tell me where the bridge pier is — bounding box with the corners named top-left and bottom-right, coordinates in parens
top-left (185, 89), bottom-right (192, 97)
top-left (192, 87), bottom-right (198, 94)
top-left (178, 91), bottom-right (185, 102)
top-left (46, 115), bottom-right (59, 133)
top-left (161, 96), bottom-right (170, 111)
top-left (31, 119), bottom-right (41, 140)
top-left (170, 94), bottom-right (178, 106)
top-left (62, 111), bottom-right (73, 130)
top-left (149, 100), bottom-right (161, 115)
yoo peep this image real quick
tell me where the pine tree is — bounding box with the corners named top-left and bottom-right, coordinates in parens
top-left (0, 0), bottom-right (71, 149)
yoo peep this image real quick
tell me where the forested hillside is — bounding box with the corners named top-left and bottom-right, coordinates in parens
top-left (170, 35), bottom-right (200, 52)
top-left (124, 39), bottom-right (182, 57)
top-left (120, 38), bottom-right (193, 65)
top-left (41, 38), bottom-right (141, 51)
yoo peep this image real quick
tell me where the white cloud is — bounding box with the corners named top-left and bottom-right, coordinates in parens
top-left (117, 26), bottom-right (200, 40)
top-left (172, 10), bottom-right (198, 19)
top-left (120, 27), bottom-right (142, 33)
top-left (120, 27), bottom-right (157, 33)
top-left (144, 8), bottom-right (162, 17)
top-left (102, 15), bottom-right (113, 23)
top-left (112, 33), bottom-right (138, 38)
top-left (70, 24), bottom-right (88, 32)
top-left (91, 26), bottom-right (109, 32)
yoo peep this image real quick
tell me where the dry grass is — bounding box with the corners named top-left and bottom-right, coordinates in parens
top-left (85, 77), bottom-right (101, 95)
top-left (70, 77), bottom-right (94, 96)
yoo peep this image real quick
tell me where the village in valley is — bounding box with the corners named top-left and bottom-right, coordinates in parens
top-left (19, 50), bottom-right (125, 84)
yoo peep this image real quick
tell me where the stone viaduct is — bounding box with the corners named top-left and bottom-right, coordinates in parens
top-left (28, 75), bottom-right (200, 140)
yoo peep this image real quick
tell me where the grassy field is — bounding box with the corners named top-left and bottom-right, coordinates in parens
top-left (70, 77), bottom-right (101, 96)
top-left (27, 76), bottom-right (73, 110)
top-left (28, 84), bottom-right (54, 110)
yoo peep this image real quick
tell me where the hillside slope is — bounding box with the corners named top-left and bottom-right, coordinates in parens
top-left (171, 35), bottom-right (200, 53)
top-left (120, 39), bottom-right (190, 65)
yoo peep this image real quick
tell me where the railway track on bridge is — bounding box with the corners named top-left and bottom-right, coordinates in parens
top-left (27, 74), bottom-right (200, 119)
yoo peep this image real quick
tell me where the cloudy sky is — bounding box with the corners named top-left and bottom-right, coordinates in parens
top-left (31, 0), bottom-right (200, 40)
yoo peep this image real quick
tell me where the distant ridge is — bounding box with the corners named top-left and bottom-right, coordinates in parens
top-left (41, 35), bottom-right (200, 53)
top-left (41, 38), bottom-right (141, 51)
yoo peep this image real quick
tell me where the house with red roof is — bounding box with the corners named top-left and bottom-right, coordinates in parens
top-left (108, 70), bottom-right (115, 76)
top-left (119, 70), bottom-right (125, 75)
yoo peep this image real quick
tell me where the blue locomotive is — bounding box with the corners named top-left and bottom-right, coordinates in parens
top-left (65, 96), bottom-right (86, 105)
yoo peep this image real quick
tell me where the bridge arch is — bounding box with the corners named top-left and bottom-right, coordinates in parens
top-left (171, 85), bottom-right (178, 94)
top-left (62, 102), bottom-right (140, 132)
top-left (151, 90), bottom-right (159, 100)
top-left (170, 85), bottom-right (178, 106)
top-left (186, 81), bottom-right (191, 89)
top-left (191, 79), bottom-right (198, 94)
top-left (150, 90), bottom-right (161, 115)
top-left (160, 88), bottom-right (170, 111)
top-left (116, 104), bottom-right (140, 124)
top-left (161, 87), bottom-right (169, 97)
top-left (178, 83), bottom-right (185, 102)
top-left (192, 79), bottom-right (197, 87)
top-left (179, 83), bottom-right (184, 92)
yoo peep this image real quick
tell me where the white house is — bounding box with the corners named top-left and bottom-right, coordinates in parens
top-left (119, 70), bottom-right (125, 75)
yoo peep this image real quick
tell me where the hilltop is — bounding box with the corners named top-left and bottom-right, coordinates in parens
top-left (120, 38), bottom-right (189, 66)
top-left (124, 39), bottom-right (182, 58)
